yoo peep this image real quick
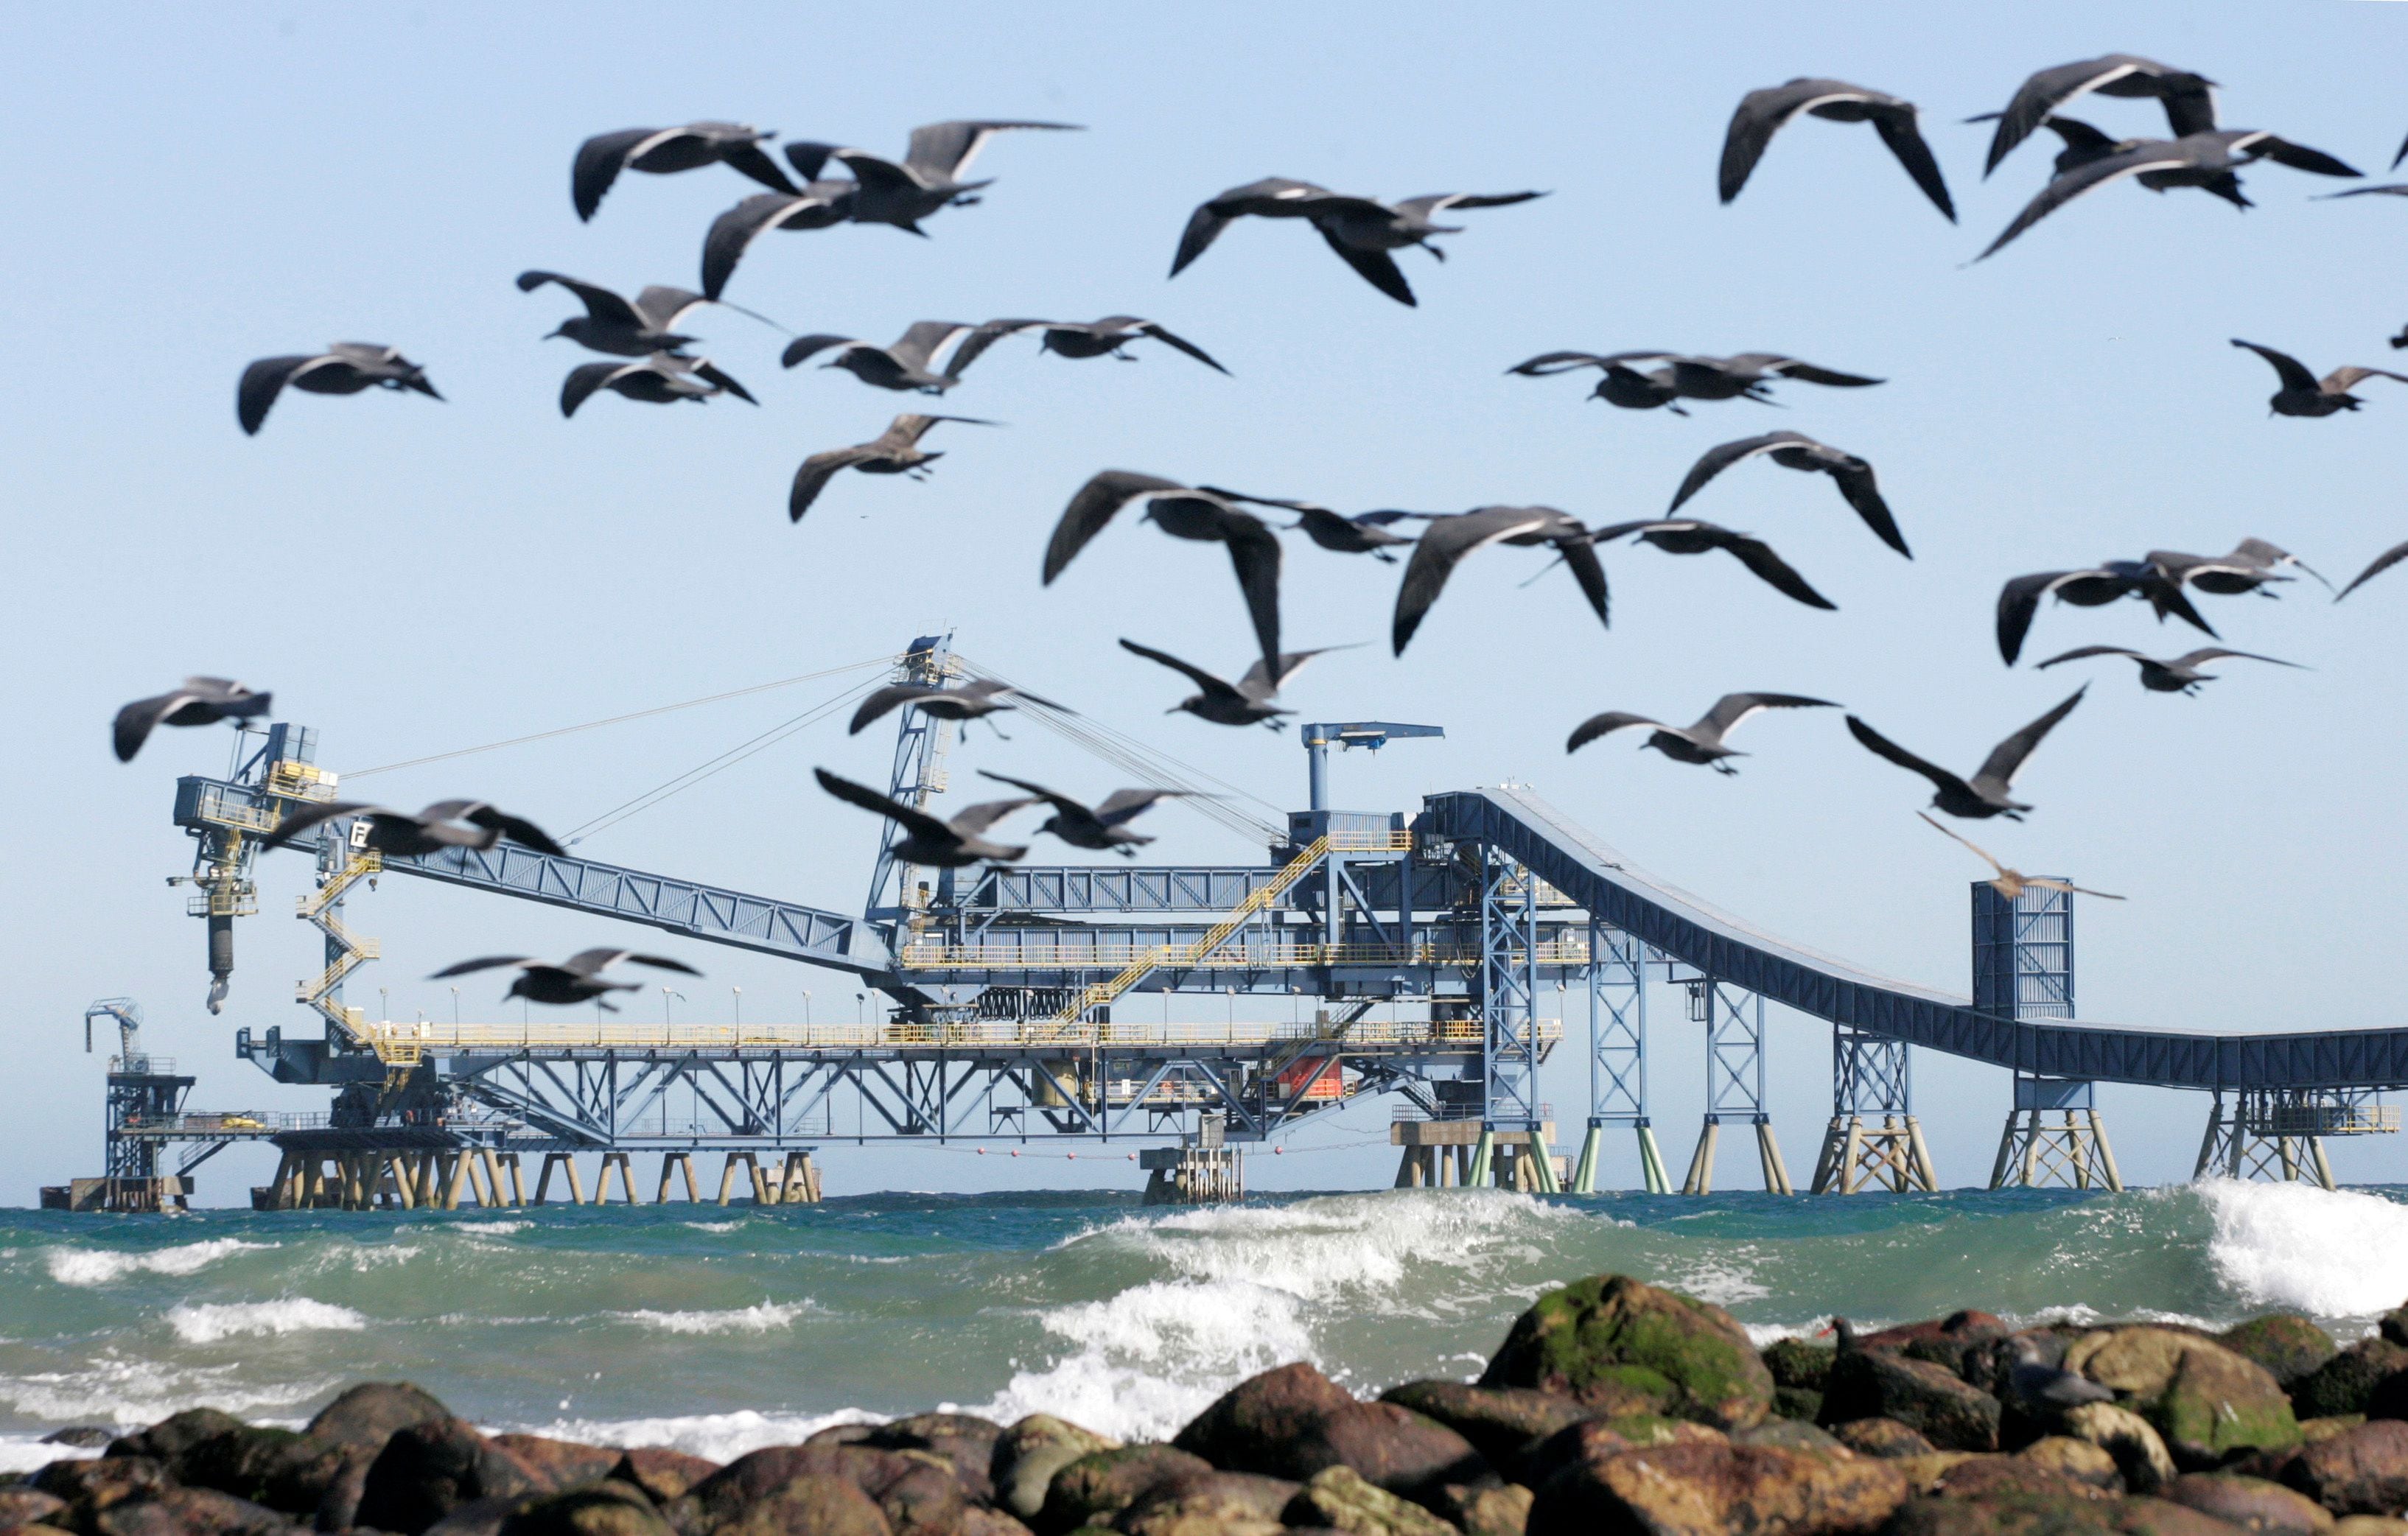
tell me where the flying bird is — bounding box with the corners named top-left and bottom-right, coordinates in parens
top-left (1117, 638), bottom-right (1343, 729)
top-left (573, 122), bottom-right (799, 221)
top-left (1995, 563), bottom-right (2216, 665)
top-left (1392, 507), bottom-right (1609, 654)
top-left (699, 183), bottom-right (861, 299)
top-left (1044, 472), bottom-right (1285, 681)
top-left (1846, 689), bottom-right (2087, 821)
top-left (2034, 645), bottom-right (2302, 695)
top-left (1589, 520), bottom-right (1837, 611)
top-left (976, 771), bottom-right (1196, 856)
top-left (1980, 55), bottom-right (2218, 176)
top-left (430, 948), bottom-right (701, 1009)
top-left (1720, 80), bottom-right (1955, 220)
top-left (1978, 130), bottom-right (2361, 260)
top-left (2230, 340), bottom-right (2408, 418)
top-left (788, 414), bottom-right (995, 521)
top-left (265, 800), bottom-right (567, 858)
top-left (1970, 113), bottom-right (2250, 208)
top-left (1200, 488), bottom-right (1427, 562)
top-left (783, 120), bottom-right (1082, 234)
top-left (1508, 351), bottom-right (1880, 412)
top-left (113, 678), bottom-right (273, 762)
top-left (2337, 539), bottom-right (2408, 601)
top-left (1566, 692), bottom-right (1837, 774)
top-left (948, 316), bottom-right (1228, 376)
top-left (2315, 183), bottom-right (2408, 201)
top-left (560, 355), bottom-right (755, 417)
top-left (1668, 432), bottom-right (1908, 557)
top-left (781, 322), bottom-right (988, 393)
top-left (1920, 815), bottom-right (2124, 905)
top-left (1171, 179), bottom-right (1544, 306)
top-left (238, 345), bottom-right (440, 435)
top-left (848, 677), bottom-right (1063, 737)
top-left (814, 768), bottom-right (1032, 868)
top-left (2150, 538), bottom-right (2329, 597)
top-left (516, 271), bottom-right (783, 357)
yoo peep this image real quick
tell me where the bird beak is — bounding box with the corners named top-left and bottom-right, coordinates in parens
top-left (544, 326), bottom-right (564, 340)
top-left (1164, 706), bottom-right (1182, 715)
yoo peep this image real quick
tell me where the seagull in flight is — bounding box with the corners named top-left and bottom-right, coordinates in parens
top-left (113, 678), bottom-right (273, 762)
top-left (784, 120), bottom-right (1082, 234)
top-left (1921, 815), bottom-right (2123, 905)
top-left (1846, 689), bottom-right (2087, 821)
top-left (948, 316), bottom-right (1228, 376)
top-left (848, 677), bottom-right (1063, 737)
top-left (781, 322), bottom-right (993, 393)
top-left (1118, 638), bottom-right (1345, 729)
top-left (1977, 130), bottom-right (2361, 259)
top-left (1392, 507), bottom-right (1609, 654)
top-left (1200, 488), bottom-right (1427, 562)
top-left (2337, 538), bottom-right (2408, 602)
top-left (976, 771), bottom-right (1198, 856)
top-left (265, 800), bottom-right (567, 858)
top-left (238, 345), bottom-right (440, 435)
top-left (1046, 472), bottom-right (1287, 683)
top-left (572, 122), bottom-right (799, 221)
top-left (2230, 340), bottom-right (2408, 418)
top-left (1567, 692), bottom-right (1837, 774)
top-left (1508, 351), bottom-right (1880, 413)
top-left (1978, 55), bottom-right (2218, 177)
top-left (431, 948), bottom-right (701, 1009)
top-left (1589, 520), bottom-right (1836, 611)
top-left (699, 183), bottom-right (861, 299)
top-left (1171, 179), bottom-right (1544, 306)
top-left (516, 271), bottom-right (783, 358)
top-left (1720, 80), bottom-right (1955, 220)
top-left (1668, 432), bottom-right (1909, 557)
top-left (559, 355), bottom-right (755, 416)
top-left (814, 768), bottom-right (1035, 868)
top-left (2033, 645), bottom-right (2301, 695)
top-left (788, 414), bottom-right (995, 522)
top-left (1995, 562), bottom-right (2216, 665)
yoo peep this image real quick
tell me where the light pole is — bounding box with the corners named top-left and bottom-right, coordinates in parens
top-left (379, 986), bottom-right (389, 1023)
top-left (801, 989), bottom-right (813, 1027)
top-left (732, 986), bottom-right (742, 1025)
top-left (449, 986), bottom-right (460, 1025)
top-left (663, 987), bottom-right (685, 1025)
top-left (855, 992), bottom-right (866, 1026)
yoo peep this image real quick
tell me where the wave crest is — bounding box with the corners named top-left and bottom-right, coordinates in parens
top-left (45, 1239), bottom-right (273, 1287)
top-left (166, 1299), bottom-right (366, 1344)
top-left (2200, 1178), bottom-right (2408, 1318)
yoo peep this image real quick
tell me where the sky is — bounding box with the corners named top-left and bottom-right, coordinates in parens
top-left (7, 1), bottom-right (2408, 1204)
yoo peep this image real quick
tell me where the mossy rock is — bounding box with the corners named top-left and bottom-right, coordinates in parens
top-left (2297, 1343), bottom-right (2408, 1421)
top-left (2152, 1344), bottom-right (2300, 1469)
top-left (2222, 1318), bottom-right (2339, 1392)
top-left (1479, 1273), bottom-right (1774, 1430)
top-left (1762, 1337), bottom-right (1835, 1392)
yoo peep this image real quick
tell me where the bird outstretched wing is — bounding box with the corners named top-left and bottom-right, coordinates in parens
top-left (1716, 530), bottom-right (1837, 609)
top-left (237, 355), bottom-right (315, 435)
top-left (1847, 716), bottom-right (1973, 802)
top-left (850, 684), bottom-right (937, 734)
top-left (572, 127), bottom-right (662, 220)
top-left (1699, 692), bottom-right (1838, 740)
top-left (1043, 470), bottom-right (1188, 583)
top-left (1869, 108), bottom-right (1956, 220)
top-left (1972, 687), bottom-right (2086, 796)
top-left (516, 270), bottom-right (643, 329)
top-left (816, 767), bottom-right (957, 844)
top-left (1565, 712), bottom-right (1662, 754)
top-left (1721, 80), bottom-right (1854, 202)
top-left (1391, 507), bottom-right (1558, 653)
top-left (1977, 140), bottom-right (2200, 259)
top-left (462, 804), bottom-right (569, 858)
top-left (2336, 538), bottom-right (2408, 601)
top-left (2230, 339), bottom-right (2320, 393)
top-left (2033, 645), bottom-right (2146, 670)
top-left (1315, 227), bottom-right (1415, 306)
top-left (1119, 639), bottom-right (1236, 699)
top-left (429, 955), bottom-right (537, 979)
top-left (702, 192), bottom-right (852, 301)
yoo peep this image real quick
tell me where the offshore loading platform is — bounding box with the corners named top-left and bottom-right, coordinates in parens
top-left (49, 635), bottom-right (2405, 1213)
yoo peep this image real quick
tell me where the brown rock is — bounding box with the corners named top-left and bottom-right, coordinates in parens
top-left (1292, 1403), bottom-right (1493, 1504)
top-left (34, 1457), bottom-right (172, 1526)
top-left (2367, 1374), bottom-right (2408, 1425)
top-left (2220, 1321), bottom-right (2339, 1394)
top-left (2307, 1424), bottom-right (2372, 1446)
top-left (2165, 1473), bottom-right (2333, 1535)
top-left (959, 1509), bottom-right (1032, 1536)
top-left (1737, 1422), bottom-right (1852, 1456)
top-left (1284, 1466), bottom-right (1453, 1536)
top-left (426, 1493), bottom-right (547, 1536)
top-left (2297, 1346), bottom-right (2408, 1423)
top-left (1113, 1472), bottom-right (1295, 1536)
top-left (1481, 1275), bottom-right (1775, 1431)
top-left (357, 1420), bottom-right (552, 1536)
top-left (2282, 1420), bottom-right (2408, 1518)
top-left (1515, 1419), bottom-right (1728, 1490)
top-left (1432, 1482), bottom-right (1533, 1536)
top-left (0, 1490), bottom-right (71, 1529)
top-left (1931, 1456), bottom-right (2110, 1504)
top-left (108, 1409), bottom-right (251, 1465)
top-left (989, 1419), bottom-right (1119, 1523)
top-left (1527, 1439), bottom-right (1909, 1536)
top-left (1376, 1384), bottom-right (1593, 1467)
top-left (2114, 1497), bottom-right (2263, 1536)
top-left (500, 1484), bottom-right (676, 1536)
top-left (612, 1451), bottom-right (724, 1506)
top-left (710, 1475), bottom-right (893, 1536)
top-left (863, 1418), bottom-right (1005, 1506)
top-left (1821, 1354), bottom-right (2001, 1454)
top-left (690, 1448), bottom-right (960, 1536)
top-left (2331, 1519), bottom-right (2408, 1536)
top-left (1834, 1421), bottom-right (1939, 1460)
top-left (1173, 1365), bottom-right (1357, 1475)
top-left (2066, 1332), bottom-right (2202, 1401)
top-left (1033, 1448), bottom-right (1213, 1536)
top-left (493, 1437), bottom-right (625, 1490)
top-left (2062, 1405), bottom-right (2179, 1498)
top-left (1889, 1456), bottom-right (1976, 1497)
top-left (1875, 1492), bottom-right (2113, 1536)
top-left (2020, 1439), bottom-right (2122, 1494)
top-left (306, 1384), bottom-right (454, 1451)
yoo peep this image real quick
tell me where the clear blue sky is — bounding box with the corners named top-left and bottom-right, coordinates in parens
top-left (9, 2), bottom-right (2408, 1202)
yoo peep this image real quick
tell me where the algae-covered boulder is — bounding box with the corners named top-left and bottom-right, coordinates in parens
top-left (2222, 1319), bottom-right (2339, 1393)
top-left (1737, 1421), bottom-right (1852, 1456)
top-left (2281, 1420), bottom-right (2408, 1518)
top-left (1821, 1353), bottom-right (2001, 1453)
top-left (2066, 1330), bottom-right (2300, 1469)
top-left (2297, 1345), bottom-right (2408, 1422)
top-left (2163, 1473), bottom-right (2332, 1535)
top-left (1034, 1448), bottom-right (1211, 1536)
top-left (1527, 1438), bottom-right (1909, 1536)
top-left (990, 1417), bottom-right (1119, 1522)
top-left (1833, 1420), bottom-right (1940, 1460)
top-left (1376, 1383), bottom-right (1592, 1467)
top-left (1930, 1456), bottom-right (2110, 1504)
top-left (1480, 1274), bottom-right (1774, 1431)
top-left (1285, 1466), bottom-right (1454, 1536)
top-left (1765, 1340), bottom-right (1838, 1393)
top-left (1113, 1470), bottom-right (1296, 1536)
top-left (1431, 1481), bottom-right (1532, 1536)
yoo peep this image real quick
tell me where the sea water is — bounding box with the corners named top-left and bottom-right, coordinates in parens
top-left (2, 1180), bottom-right (2403, 1472)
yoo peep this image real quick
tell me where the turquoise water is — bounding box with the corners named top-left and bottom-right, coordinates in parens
top-left (3, 1180), bottom-right (2404, 1470)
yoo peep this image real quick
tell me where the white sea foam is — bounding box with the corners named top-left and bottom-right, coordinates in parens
top-left (44, 1239), bottom-right (273, 1287)
top-left (0, 1354), bottom-right (330, 1435)
top-left (2200, 1179), bottom-right (2408, 1318)
top-left (682, 1221), bottom-right (744, 1234)
top-left (522, 1406), bottom-right (880, 1462)
top-left (166, 1299), bottom-right (368, 1344)
top-left (0, 1436), bottom-right (99, 1474)
top-left (612, 1302), bottom-right (813, 1335)
top-left (457, 1221), bottom-right (531, 1235)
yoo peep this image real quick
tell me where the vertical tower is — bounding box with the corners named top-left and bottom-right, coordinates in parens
top-left (1978, 882), bottom-right (2121, 1190)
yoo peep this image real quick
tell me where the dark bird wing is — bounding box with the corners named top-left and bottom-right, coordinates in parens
top-left (572, 127), bottom-right (661, 220)
top-left (461, 805), bottom-right (568, 857)
top-left (1043, 470), bottom-right (1186, 583)
top-left (1169, 178), bottom-right (1326, 275)
top-left (559, 361), bottom-right (637, 418)
top-left (892, 320), bottom-right (976, 375)
top-left (718, 140), bottom-right (801, 196)
top-left (1559, 537), bottom-right (1611, 629)
top-left (791, 444), bottom-right (886, 517)
top-left (632, 286), bottom-right (712, 333)
top-left (1995, 570), bottom-right (2093, 664)
top-left (1132, 321), bottom-right (1229, 374)
top-left (429, 955), bottom-right (536, 979)
top-left (1565, 712), bottom-right (1663, 754)
top-left (1391, 507), bottom-right (1559, 654)
top-left (1171, 199), bottom-right (1238, 276)
top-left (1092, 788), bottom-right (1188, 824)
top-left (1985, 57), bottom-right (2170, 174)
top-left (1819, 451), bottom-right (1908, 557)
top-left (1394, 191), bottom-right (1547, 217)
top-left (1315, 227), bottom-right (1415, 306)
top-left (1970, 687), bottom-right (2085, 799)
top-left (2231, 339), bottom-right (2319, 393)
top-left (1721, 80), bottom-right (1858, 202)
top-left (1118, 639), bottom-right (1239, 701)
top-left (2168, 648), bottom-right (2304, 670)
top-left (622, 953), bottom-right (703, 975)
top-left (2233, 133), bottom-right (2361, 178)
top-left (1756, 357), bottom-right (1884, 387)
top-left (903, 120), bottom-right (1081, 181)
top-left (1698, 692), bottom-right (1839, 740)
top-left (976, 770), bottom-right (1088, 821)
top-left (515, 270), bottom-right (643, 329)
top-left (947, 798), bottom-right (1037, 837)
top-left (2322, 365), bottom-right (2408, 392)
top-left (1847, 716), bottom-right (1978, 803)
top-left (1870, 108), bottom-right (1956, 220)
top-left (690, 360), bottom-right (755, 404)
top-left (780, 334), bottom-right (864, 368)
top-left (1220, 511), bottom-right (1286, 682)
top-left (112, 684), bottom-right (214, 762)
top-left (850, 684), bottom-right (934, 734)
top-left (947, 319), bottom-right (1053, 376)
top-left (1236, 645), bottom-right (1351, 702)
top-left (2337, 538), bottom-right (2408, 600)
top-left (561, 947), bottom-right (701, 977)
top-left (1668, 432), bottom-right (1797, 513)
top-left (1715, 530), bottom-right (1838, 609)
top-left (237, 355), bottom-right (315, 435)
top-left (263, 800), bottom-right (379, 850)
top-left (816, 767), bottom-right (956, 844)
top-left (2033, 645), bottom-right (2146, 670)
top-left (1977, 140), bottom-right (2201, 259)
top-left (701, 192), bottom-right (848, 301)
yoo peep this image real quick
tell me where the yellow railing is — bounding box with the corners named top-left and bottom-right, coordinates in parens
top-left (356, 1018), bottom-right (1562, 1054)
top-left (900, 939), bottom-right (1593, 969)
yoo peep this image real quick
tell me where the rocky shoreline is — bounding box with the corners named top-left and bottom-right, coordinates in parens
top-left (9, 1273), bottom-right (2408, 1536)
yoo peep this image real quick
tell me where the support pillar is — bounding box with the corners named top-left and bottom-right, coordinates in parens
top-left (1685, 975), bottom-right (1787, 1193)
top-left (1578, 921), bottom-right (1653, 1194)
top-left (2194, 1089), bottom-right (2345, 1191)
top-left (533, 1152), bottom-right (587, 1206)
top-left (1992, 1076), bottom-right (2121, 1190)
top-left (777, 1151), bottom-right (822, 1204)
top-left (658, 1153), bottom-right (699, 1202)
top-left (1812, 1027), bottom-right (1936, 1194)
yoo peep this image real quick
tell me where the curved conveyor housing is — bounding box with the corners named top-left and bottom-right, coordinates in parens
top-left (1421, 788), bottom-right (2408, 1092)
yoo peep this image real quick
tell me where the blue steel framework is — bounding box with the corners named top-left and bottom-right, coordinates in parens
top-left (118, 649), bottom-right (2408, 1199)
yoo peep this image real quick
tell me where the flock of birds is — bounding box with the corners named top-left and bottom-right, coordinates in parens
top-left (127, 52), bottom-right (2408, 1005)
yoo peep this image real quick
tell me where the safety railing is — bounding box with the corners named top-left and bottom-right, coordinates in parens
top-left (898, 938), bottom-right (1594, 970)
top-left (356, 1018), bottom-right (1561, 1054)
top-left (117, 1111), bottom-right (329, 1135)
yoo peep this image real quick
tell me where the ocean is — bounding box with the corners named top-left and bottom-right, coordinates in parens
top-left (4, 1179), bottom-right (2404, 1473)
